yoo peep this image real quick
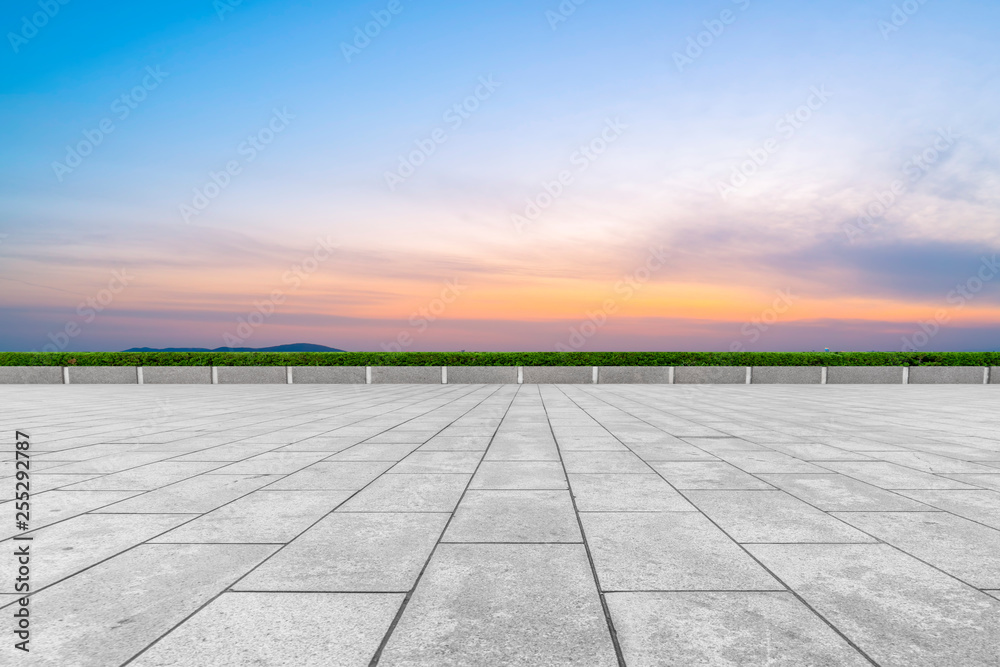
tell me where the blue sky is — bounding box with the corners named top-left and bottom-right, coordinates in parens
top-left (1, 0), bottom-right (998, 352)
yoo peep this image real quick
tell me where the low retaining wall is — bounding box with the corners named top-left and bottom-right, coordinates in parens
top-left (0, 366), bottom-right (994, 384)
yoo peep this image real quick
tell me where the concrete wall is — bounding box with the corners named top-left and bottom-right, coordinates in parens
top-left (2, 365), bottom-right (997, 384)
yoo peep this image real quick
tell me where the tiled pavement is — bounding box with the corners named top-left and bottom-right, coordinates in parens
top-left (2, 384), bottom-right (1000, 666)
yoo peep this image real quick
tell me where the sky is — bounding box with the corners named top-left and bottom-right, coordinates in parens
top-left (1, 0), bottom-right (998, 352)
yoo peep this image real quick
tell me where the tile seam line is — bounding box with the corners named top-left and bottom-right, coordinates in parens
top-left (541, 385), bottom-right (627, 667)
top-left (366, 383), bottom-right (521, 667)
top-left (560, 384), bottom-right (882, 667)
top-left (114, 384), bottom-right (504, 667)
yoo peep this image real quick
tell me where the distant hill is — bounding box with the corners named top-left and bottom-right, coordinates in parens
top-left (123, 343), bottom-right (345, 352)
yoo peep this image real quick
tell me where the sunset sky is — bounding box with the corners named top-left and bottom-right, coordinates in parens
top-left (1, 0), bottom-right (998, 352)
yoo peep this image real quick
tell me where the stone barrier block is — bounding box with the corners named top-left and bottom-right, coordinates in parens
top-left (0, 367), bottom-right (64, 384)
top-left (826, 367), bottom-right (905, 384)
top-left (291, 366), bottom-right (366, 384)
top-left (598, 366), bottom-right (672, 384)
top-left (447, 366), bottom-right (518, 384)
top-left (521, 366), bottom-right (593, 384)
top-left (751, 366), bottom-right (823, 384)
top-left (67, 367), bottom-right (137, 384)
top-left (674, 366), bottom-right (747, 384)
top-left (908, 366), bottom-right (986, 385)
top-left (370, 366), bottom-right (442, 384)
top-left (142, 366), bottom-right (212, 384)
top-left (216, 366), bottom-right (287, 384)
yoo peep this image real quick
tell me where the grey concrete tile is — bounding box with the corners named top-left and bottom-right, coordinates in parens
top-left (443, 490), bottom-right (580, 543)
top-left (267, 462), bottom-right (393, 490)
top-left (762, 443), bottom-right (873, 461)
top-left (339, 474), bottom-right (470, 512)
top-left (388, 451), bottom-right (483, 474)
top-left (718, 451), bottom-right (829, 474)
top-left (171, 441), bottom-right (287, 461)
top-left (1, 490), bottom-right (141, 539)
top-left (378, 544), bottom-right (618, 667)
top-left (607, 592), bottom-right (869, 666)
top-left (95, 475), bottom-right (279, 514)
top-left (581, 512), bottom-right (782, 590)
top-left (327, 443), bottom-right (422, 460)
top-left (939, 473), bottom-right (1000, 491)
top-left (58, 462), bottom-right (226, 491)
top-left (0, 514), bottom-right (192, 590)
top-left (553, 434), bottom-right (628, 451)
top-left (650, 461), bottom-right (774, 489)
top-left (419, 436), bottom-right (493, 451)
top-left (44, 451), bottom-right (174, 474)
top-left (235, 513), bottom-right (448, 592)
top-left (468, 461), bottom-right (567, 489)
top-left (819, 461), bottom-right (978, 489)
top-left (684, 437), bottom-right (768, 453)
top-left (19, 544), bottom-right (276, 666)
top-left (150, 490), bottom-right (352, 544)
top-left (872, 451), bottom-right (998, 473)
top-left (986, 590), bottom-right (1000, 601)
top-left (128, 592), bottom-right (402, 667)
top-left (896, 489), bottom-right (1000, 529)
top-left (483, 439), bottom-right (560, 461)
top-left (568, 473), bottom-right (695, 511)
top-left (831, 511), bottom-right (1000, 587)
top-left (747, 543), bottom-right (1000, 667)
top-left (207, 452), bottom-right (330, 475)
top-left (685, 490), bottom-right (877, 543)
top-left (561, 451), bottom-right (650, 473)
top-left (625, 442), bottom-right (719, 460)
top-left (1, 473), bottom-right (103, 495)
top-left (757, 473), bottom-right (931, 511)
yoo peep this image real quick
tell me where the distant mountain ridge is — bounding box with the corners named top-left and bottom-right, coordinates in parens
top-left (123, 343), bottom-right (344, 352)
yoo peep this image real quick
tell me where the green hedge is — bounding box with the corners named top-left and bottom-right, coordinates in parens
top-left (1, 351), bottom-right (998, 367)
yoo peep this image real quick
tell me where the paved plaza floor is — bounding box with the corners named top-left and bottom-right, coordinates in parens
top-left (2, 383), bottom-right (1000, 666)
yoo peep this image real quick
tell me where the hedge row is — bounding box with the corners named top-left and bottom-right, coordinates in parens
top-left (1, 351), bottom-right (998, 367)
